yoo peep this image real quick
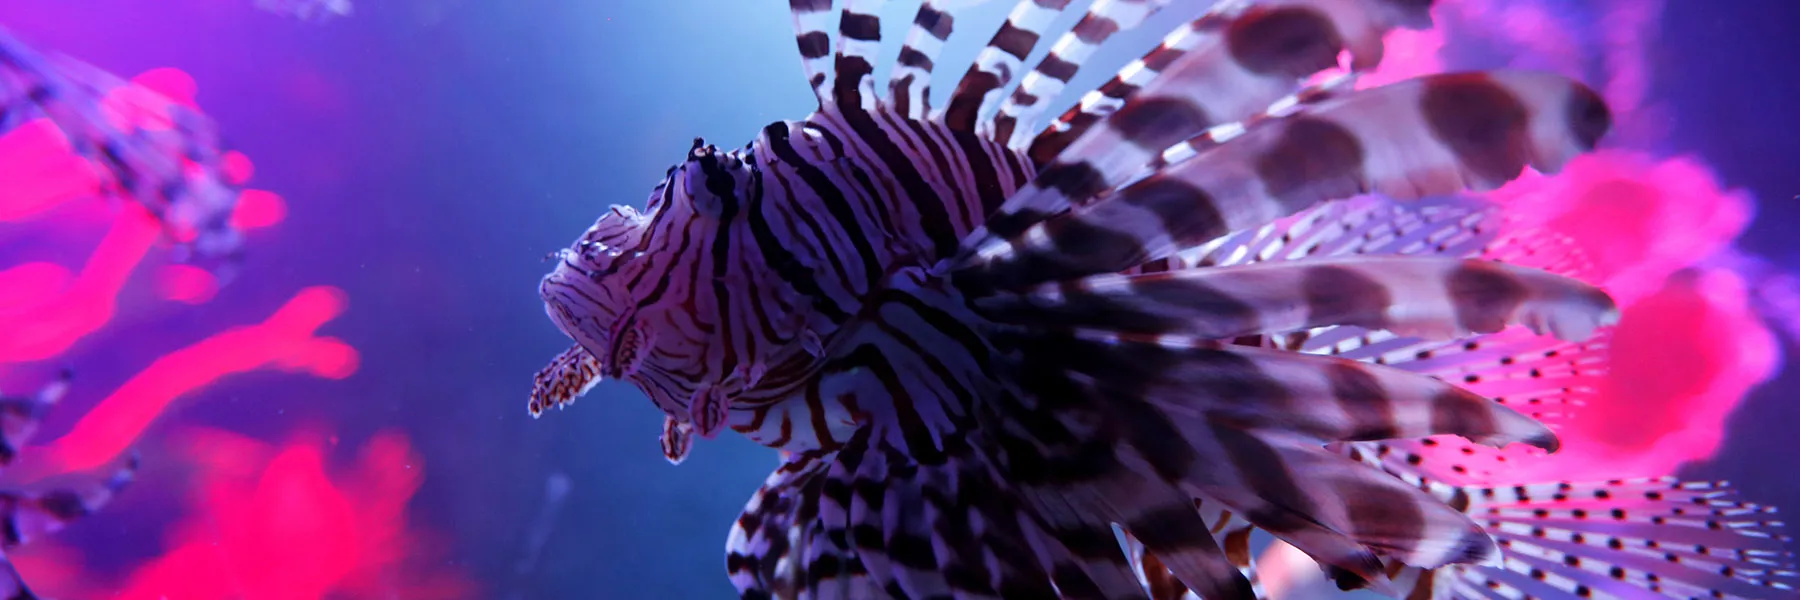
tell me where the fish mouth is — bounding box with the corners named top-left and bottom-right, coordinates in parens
top-left (540, 266), bottom-right (636, 381)
top-left (603, 313), bottom-right (648, 380)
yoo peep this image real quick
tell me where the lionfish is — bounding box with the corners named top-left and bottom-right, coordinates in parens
top-left (528, 0), bottom-right (1795, 598)
top-left (0, 372), bottom-right (138, 599)
top-left (0, 26), bottom-right (246, 273)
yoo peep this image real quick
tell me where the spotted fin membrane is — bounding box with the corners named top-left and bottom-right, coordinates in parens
top-left (1121, 197), bottom-right (1797, 599)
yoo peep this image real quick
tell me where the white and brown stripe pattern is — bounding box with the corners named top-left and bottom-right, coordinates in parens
top-left (969, 0), bottom-right (1437, 256)
top-left (1180, 197), bottom-right (1610, 438)
top-left (1021, 0), bottom-right (1435, 164)
top-left (982, 325), bottom-right (1567, 586)
top-left (886, 0), bottom-right (991, 119)
top-left (1126, 504), bottom-right (1269, 600)
top-left (955, 70), bottom-right (1614, 292)
top-left (830, 0), bottom-right (890, 112)
top-left (939, 0), bottom-right (1075, 132)
top-left (1139, 478), bottom-right (1798, 600)
top-left (976, 255), bottom-right (1620, 346)
top-left (537, 116), bottom-right (1037, 457)
top-left (990, 0), bottom-right (1178, 147)
top-left (724, 451), bottom-right (882, 600)
top-left (525, 3), bottom-right (1680, 599)
top-left (788, 0), bottom-right (839, 107)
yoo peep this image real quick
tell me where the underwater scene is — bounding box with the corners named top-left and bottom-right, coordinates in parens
top-left (0, 0), bottom-right (1796, 598)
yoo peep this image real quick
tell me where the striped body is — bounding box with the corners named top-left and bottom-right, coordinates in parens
top-left (538, 108), bottom-right (1036, 457)
top-left (530, 1), bottom-right (1795, 598)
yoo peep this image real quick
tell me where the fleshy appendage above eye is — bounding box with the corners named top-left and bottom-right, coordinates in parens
top-left (570, 205), bottom-right (647, 267)
top-left (679, 136), bottom-right (748, 220)
top-left (538, 201), bottom-right (652, 351)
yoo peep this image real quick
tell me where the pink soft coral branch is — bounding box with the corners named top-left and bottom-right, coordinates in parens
top-left (0, 204), bottom-right (163, 363)
top-left (112, 427), bottom-right (476, 600)
top-left (35, 286), bottom-right (359, 476)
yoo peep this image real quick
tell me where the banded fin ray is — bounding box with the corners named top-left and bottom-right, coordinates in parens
top-left (993, 330), bottom-right (1561, 588)
top-left (1163, 196), bottom-right (1610, 439)
top-left (1024, 0), bottom-right (1438, 165)
top-left (975, 255), bottom-right (1619, 344)
top-left (831, 0), bottom-right (892, 112)
top-left (1315, 328), bottom-right (1608, 439)
top-left (1034, 335), bottom-right (1562, 451)
top-left (953, 70), bottom-right (1614, 292)
top-left (940, 0), bottom-right (1079, 133)
top-left (887, 0), bottom-right (996, 119)
top-left (726, 452), bottom-right (889, 600)
top-left (987, 0), bottom-right (1178, 145)
top-left (789, 0), bottom-right (840, 107)
top-left (1124, 505), bottom-right (1268, 600)
top-left (1124, 198), bottom-right (1790, 600)
top-left (980, 0), bottom-right (1434, 245)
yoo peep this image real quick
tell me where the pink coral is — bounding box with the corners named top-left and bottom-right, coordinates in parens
top-left (1487, 150), bottom-right (1757, 304)
top-left (110, 427), bottom-right (476, 600)
top-left (1515, 267), bottom-right (1780, 481)
top-left (1470, 152), bottom-right (1778, 480)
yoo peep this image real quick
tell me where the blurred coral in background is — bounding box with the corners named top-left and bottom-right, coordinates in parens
top-left (113, 426), bottom-right (474, 600)
top-left (1, 56), bottom-right (471, 597)
top-left (1255, 0), bottom-right (1796, 596)
top-left (1356, 0), bottom-right (1786, 484)
top-left (1486, 152), bottom-right (1780, 482)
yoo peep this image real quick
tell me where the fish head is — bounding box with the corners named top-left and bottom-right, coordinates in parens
top-left (538, 137), bottom-right (758, 417)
